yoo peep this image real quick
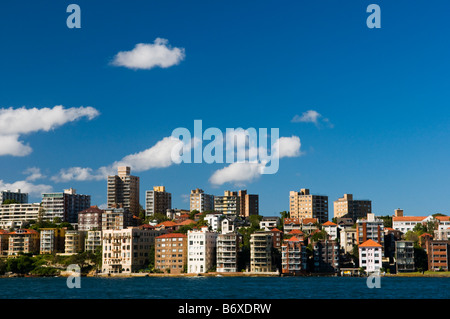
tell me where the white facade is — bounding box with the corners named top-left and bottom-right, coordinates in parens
top-left (323, 223), bottom-right (338, 240)
top-left (205, 213), bottom-right (223, 232)
top-left (359, 241), bottom-right (383, 273)
top-left (187, 226), bottom-right (217, 273)
top-left (0, 203), bottom-right (41, 229)
top-left (392, 215), bottom-right (434, 233)
top-left (340, 228), bottom-right (357, 254)
top-left (260, 217), bottom-right (280, 231)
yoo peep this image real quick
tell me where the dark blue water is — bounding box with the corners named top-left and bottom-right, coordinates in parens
top-left (0, 276), bottom-right (449, 299)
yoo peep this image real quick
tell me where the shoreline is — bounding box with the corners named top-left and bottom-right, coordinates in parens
top-left (2, 271), bottom-right (450, 278)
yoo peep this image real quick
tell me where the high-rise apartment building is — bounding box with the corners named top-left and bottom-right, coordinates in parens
top-left (289, 188), bottom-right (328, 224)
top-left (107, 166), bottom-right (140, 216)
top-left (333, 194), bottom-right (372, 221)
top-left (42, 188), bottom-right (91, 223)
top-left (214, 191), bottom-right (240, 216)
top-left (0, 189), bottom-right (28, 204)
top-left (145, 186), bottom-right (171, 216)
top-left (189, 188), bottom-right (214, 213)
top-left (238, 190), bottom-right (259, 217)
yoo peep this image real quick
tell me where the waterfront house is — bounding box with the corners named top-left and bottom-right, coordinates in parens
top-left (281, 236), bottom-right (307, 275)
top-left (359, 239), bottom-right (383, 273)
top-left (155, 233), bottom-right (187, 274)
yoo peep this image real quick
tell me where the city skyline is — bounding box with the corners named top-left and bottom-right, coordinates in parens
top-left (1, 1), bottom-right (450, 217)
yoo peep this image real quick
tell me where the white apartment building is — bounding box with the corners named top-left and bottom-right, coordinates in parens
top-left (340, 228), bottom-right (357, 254)
top-left (322, 221), bottom-right (338, 240)
top-left (259, 216), bottom-right (280, 231)
top-left (0, 203), bottom-right (41, 229)
top-left (85, 230), bottom-right (103, 252)
top-left (392, 215), bottom-right (435, 233)
top-left (187, 226), bottom-right (217, 273)
top-left (205, 213), bottom-right (224, 232)
top-left (359, 239), bottom-right (383, 273)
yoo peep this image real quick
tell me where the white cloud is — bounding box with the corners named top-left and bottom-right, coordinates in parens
top-left (111, 38), bottom-right (185, 70)
top-left (0, 105), bottom-right (99, 156)
top-left (52, 136), bottom-right (187, 182)
top-left (273, 136), bottom-right (302, 158)
top-left (209, 162), bottom-right (264, 186)
top-left (291, 110), bottom-right (333, 128)
top-left (0, 179), bottom-right (53, 198)
top-left (51, 167), bottom-right (104, 183)
top-left (209, 135), bottom-right (302, 186)
top-left (23, 167), bottom-right (45, 182)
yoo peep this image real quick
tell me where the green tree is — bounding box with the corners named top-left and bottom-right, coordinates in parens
top-left (2, 199), bottom-right (19, 205)
top-left (189, 210), bottom-right (200, 220)
top-left (413, 245), bottom-right (428, 271)
top-left (310, 230), bottom-right (327, 242)
top-left (378, 215), bottom-right (393, 228)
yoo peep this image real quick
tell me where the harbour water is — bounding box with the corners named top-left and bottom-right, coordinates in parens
top-left (0, 276), bottom-right (449, 299)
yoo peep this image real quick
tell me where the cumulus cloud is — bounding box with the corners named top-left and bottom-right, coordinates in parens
top-left (273, 136), bottom-right (302, 158)
top-left (209, 135), bottom-right (302, 186)
top-left (52, 136), bottom-right (188, 182)
top-left (209, 162), bottom-right (264, 186)
top-left (0, 179), bottom-right (53, 198)
top-left (291, 110), bottom-right (333, 128)
top-left (111, 38), bottom-right (185, 70)
top-left (51, 167), bottom-right (104, 183)
top-left (23, 167), bottom-right (46, 182)
top-left (0, 105), bottom-right (99, 156)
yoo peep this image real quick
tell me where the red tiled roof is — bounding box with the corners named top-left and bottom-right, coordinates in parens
top-left (156, 221), bottom-right (177, 227)
top-left (284, 218), bottom-right (300, 224)
top-left (270, 228), bottom-right (282, 233)
top-left (139, 224), bottom-right (156, 230)
top-left (392, 216), bottom-right (427, 222)
top-left (359, 239), bottom-right (382, 248)
top-left (176, 219), bottom-right (195, 226)
top-left (79, 205), bottom-right (104, 214)
top-left (288, 236), bottom-right (301, 242)
top-left (289, 229), bottom-right (304, 235)
top-left (322, 221), bottom-right (337, 226)
top-left (8, 229), bottom-right (39, 235)
top-left (302, 218), bottom-right (318, 225)
top-left (156, 233), bottom-right (187, 239)
top-left (435, 216), bottom-right (450, 222)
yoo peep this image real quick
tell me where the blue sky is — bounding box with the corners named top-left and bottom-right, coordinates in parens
top-left (0, 1), bottom-right (449, 217)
